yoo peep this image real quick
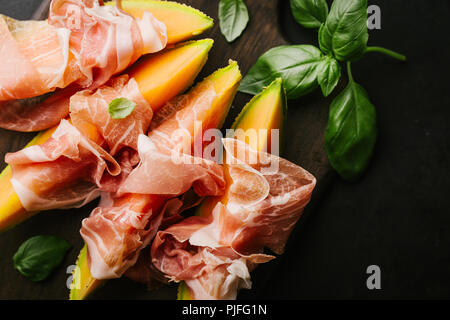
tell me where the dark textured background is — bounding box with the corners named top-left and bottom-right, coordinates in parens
top-left (0, 0), bottom-right (449, 300)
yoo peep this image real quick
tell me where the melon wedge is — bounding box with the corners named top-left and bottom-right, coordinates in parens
top-left (177, 78), bottom-right (287, 300)
top-left (231, 78), bottom-right (287, 152)
top-left (108, 0), bottom-right (213, 44)
top-left (0, 39), bottom-right (213, 232)
top-left (70, 61), bottom-right (242, 300)
top-left (129, 39), bottom-right (213, 110)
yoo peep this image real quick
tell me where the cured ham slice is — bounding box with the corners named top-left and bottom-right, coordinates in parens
top-left (79, 192), bottom-right (167, 279)
top-left (4, 73), bottom-right (153, 212)
top-left (4, 119), bottom-right (120, 212)
top-left (151, 138), bottom-right (316, 299)
top-left (118, 135), bottom-right (225, 197)
top-left (80, 134), bottom-right (226, 279)
top-left (0, 0), bottom-right (166, 101)
top-left (78, 72), bottom-right (237, 281)
top-left (70, 75), bottom-right (152, 156)
top-left (0, 0), bottom-right (166, 131)
top-left (0, 88), bottom-right (76, 132)
top-left (48, 0), bottom-right (167, 90)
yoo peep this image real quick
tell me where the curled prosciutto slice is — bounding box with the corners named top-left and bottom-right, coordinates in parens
top-left (49, 0), bottom-right (167, 89)
top-left (151, 138), bottom-right (316, 299)
top-left (70, 75), bottom-right (152, 156)
top-left (118, 135), bottom-right (225, 197)
top-left (80, 134), bottom-right (226, 279)
top-left (0, 0), bottom-right (166, 132)
top-left (80, 192), bottom-right (166, 279)
top-left (4, 119), bottom-right (120, 211)
top-left (0, 88), bottom-right (77, 132)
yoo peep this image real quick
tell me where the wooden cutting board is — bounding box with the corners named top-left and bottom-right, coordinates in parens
top-left (0, 0), bottom-right (335, 299)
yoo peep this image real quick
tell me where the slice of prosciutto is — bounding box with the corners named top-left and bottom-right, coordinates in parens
top-left (151, 138), bottom-right (317, 299)
top-left (4, 74), bottom-right (152, 211)
top-left (0, 0), bottom-right (166, 131)
top-left (80, 134), bottom-right (226, 279)
top-left (5, 119), bottom-right (120, 211)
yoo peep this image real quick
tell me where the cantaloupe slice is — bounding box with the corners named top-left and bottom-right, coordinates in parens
top-left (129, 39), bottom-right (213, 110)
top-left (70, 61), bottom-right (242, 300)
top-left (231, 78), bottom-right (287, 152)
top-left (108, 0), bottom-right (213, 44)
top-left (0, 39), bottom-right (214, 232)
top-left (177, 78), bottom-right (287, 300)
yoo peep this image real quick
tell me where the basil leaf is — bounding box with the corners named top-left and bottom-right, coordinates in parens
top-left (290, 0), bottom-right (328, 29)
top-left (108, 98), bottom-right (137, 119)
top-left (317, 56), bottom-right (341, 97)
top-left (13, 235), bottom-right (71, 282)
top-left (239, 45), bottom-right (323, 99)
top-left (324, 79), bottom-right (377, 181)
top-left (219, 0), bottom-right (249, 43)
top-left (318, 0), bottom-right (369, 61)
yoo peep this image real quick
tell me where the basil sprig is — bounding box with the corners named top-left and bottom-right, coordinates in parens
top-left (108, 97), bottom-right (137, 119)
top-left (218, 0), bottom-right (250, 43)
top-left (290, 0), bottom-right (329, 29)
top-left (240, 0), bottom-right (406, 181)
top-left (325, 63), bottom-right (377, 181)
top-left (13, 235), bottom-right (71, 282)
top-left (318, 0), bottom-right (369, 62)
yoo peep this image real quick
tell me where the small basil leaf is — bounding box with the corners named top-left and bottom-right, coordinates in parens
top-left (13, 235), bottom-right (71, 282)
top-left (219, 0), bottom-right (249, 43)
top-left (108, 98), bottom-right (137, 119)
top-left (318, 56), bottom-right (341, 97)
top-left (290, 0), bottom-right (328, 29)
top-left (239, 45), bottom-right (323, 99)
top-left (324, 80), bottom-right (377, 181)
top-left (318, 0), bottom-right (369, 61)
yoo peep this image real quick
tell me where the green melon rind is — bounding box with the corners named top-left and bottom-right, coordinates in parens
top-left (108, 0), bottom-right (214, 36)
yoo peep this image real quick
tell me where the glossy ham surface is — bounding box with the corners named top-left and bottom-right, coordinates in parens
top-left (70, 75), bottom-right (152, 156)
top-left (151, 138), bottom-right (317, 299)
top-left (5, 119), bottom-right (119, 211)
top-left (0, 0), bottom-right (167, 131)
top-left (118, 135), bottom-right (225, 197)
top-left (4, 75), bottom-right (152, 211)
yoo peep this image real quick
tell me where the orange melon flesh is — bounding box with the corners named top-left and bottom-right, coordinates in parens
top-left (70, 61), bottom-right (242, 300)
top-left (0, 39), bottom-right (213, 233)
top-left (129, 39), bottom-right (213, 111)
top-left (108, 0), bottom-right (214, 44)
top-left (178, 78), bottom-right (287, 300)
top-left (231, 78), bottom-right (287, 152)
